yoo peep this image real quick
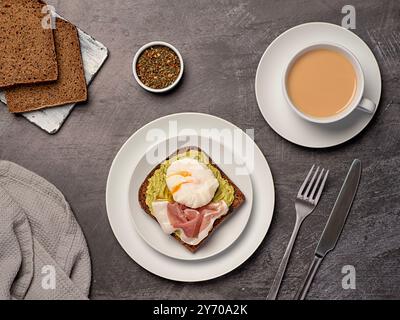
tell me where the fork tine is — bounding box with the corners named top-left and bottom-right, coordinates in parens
top-left (297, 165), bottom-right (315, 198)
top-left (304, 166), bottom-right (320, 199)
top-left (313, 170), bottom-right (329, 204)
top-left (309, 168), bottom-right (325, 200)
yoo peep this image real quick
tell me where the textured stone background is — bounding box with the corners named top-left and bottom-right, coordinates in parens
top-left (0, 0), bottom-right (399, 299)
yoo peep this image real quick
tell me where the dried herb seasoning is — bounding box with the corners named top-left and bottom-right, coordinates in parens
top-left (136, 45), bottom-right (181, 90)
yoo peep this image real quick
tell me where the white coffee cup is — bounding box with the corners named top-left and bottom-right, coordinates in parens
top-left (283, 42), bottom-right (376, 124)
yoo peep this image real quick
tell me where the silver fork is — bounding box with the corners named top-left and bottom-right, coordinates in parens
top-left (267, 165), bottom-right (329, 300)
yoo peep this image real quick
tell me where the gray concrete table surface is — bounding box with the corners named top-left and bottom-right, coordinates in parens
top-left (1, 0), bottom-right (399, 300)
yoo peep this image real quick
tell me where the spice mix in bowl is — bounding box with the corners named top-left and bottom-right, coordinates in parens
top-left (133, 41), bottom-right (184, 93)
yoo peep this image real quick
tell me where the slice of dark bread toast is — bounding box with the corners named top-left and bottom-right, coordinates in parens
top-left (138, 146), bottom-right (245, 252)
top-left (0, 0), bottom-right (58, 89)
top-left (6, 18), bottom-right (87, 113)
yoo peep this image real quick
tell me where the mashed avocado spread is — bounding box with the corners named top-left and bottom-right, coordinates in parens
top-left (145, 150), bottom-right (235, 213)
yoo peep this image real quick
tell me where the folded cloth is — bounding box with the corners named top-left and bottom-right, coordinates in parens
top-left (0, 161), bottom-right (91, 300)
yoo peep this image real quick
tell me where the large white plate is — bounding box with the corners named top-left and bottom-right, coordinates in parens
top-left (106, 113), bottom-right (275, 282)
top-left (129, 136), bottom-right (253, 261)
top-left (255, 22), bottom-right (381, 148)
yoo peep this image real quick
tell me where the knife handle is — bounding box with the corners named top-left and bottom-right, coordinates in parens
top-left (296, 255), bottom-right (323, 300)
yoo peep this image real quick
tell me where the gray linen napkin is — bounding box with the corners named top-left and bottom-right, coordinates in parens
top-left (0, 161), bottom-right (91, 300)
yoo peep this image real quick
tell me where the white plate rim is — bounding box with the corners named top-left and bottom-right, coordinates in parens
top-left (106, 112), bottom-right (275, 282)
top-left (255, 22), bottom-right (382, 148)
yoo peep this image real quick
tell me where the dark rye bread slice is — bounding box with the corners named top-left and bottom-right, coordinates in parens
top-left (6, 18), bottom-right (87, 113)
top-left (138, 146), bottom-right (245, 253)
top-left (0, 0), bottom-right (58, 89)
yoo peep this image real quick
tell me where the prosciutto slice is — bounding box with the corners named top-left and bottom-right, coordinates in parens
top-left (167, 201), bottom-right (227, 239)
top-left (167, 203), bottom-right (204, 238)
top-left (198, 202), bottom-right (227, 232)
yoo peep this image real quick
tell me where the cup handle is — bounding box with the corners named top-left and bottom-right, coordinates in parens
top-left (357, 98), bottom-right (376, 114)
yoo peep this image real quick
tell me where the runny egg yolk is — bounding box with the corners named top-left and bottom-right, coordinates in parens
top-left (167, 171), bottom-right (194, 194)
top-left (167, 171), bottom-right (192, 178)
top-left (171, 180), bottom-right (193, 194)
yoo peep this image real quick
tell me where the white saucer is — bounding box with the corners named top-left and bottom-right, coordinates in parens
top-left (106, 113), bottom-right (275, 282)
top-left (129, 136), bottom-right (253, 261)
top-left (255, 22), bottom-right (382, 148)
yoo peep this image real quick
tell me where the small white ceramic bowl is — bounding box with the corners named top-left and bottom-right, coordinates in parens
top-left (132, 41), bottom-right (184, 93)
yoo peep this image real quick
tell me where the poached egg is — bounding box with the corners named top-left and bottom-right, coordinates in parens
top-left (166, 158), bottom-right (219, 208)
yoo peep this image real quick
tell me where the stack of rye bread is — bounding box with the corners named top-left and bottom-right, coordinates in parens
top-left (0, 0), bottom-right (87, 113)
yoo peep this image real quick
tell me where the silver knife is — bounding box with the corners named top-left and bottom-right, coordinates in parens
top-left (296, 159), bottom-right (362, 300)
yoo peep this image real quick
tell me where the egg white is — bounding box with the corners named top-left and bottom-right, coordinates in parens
top-left (166, 158), bottom-right (219, 209)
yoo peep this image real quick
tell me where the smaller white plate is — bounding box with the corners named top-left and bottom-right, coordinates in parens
top-left (129, 135), bottom-right (253, 261)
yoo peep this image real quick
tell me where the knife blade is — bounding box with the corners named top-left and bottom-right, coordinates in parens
top-left (296, 159), bottom-right (362, 300)
top-left (315, 159), bottom-right (361, 258)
